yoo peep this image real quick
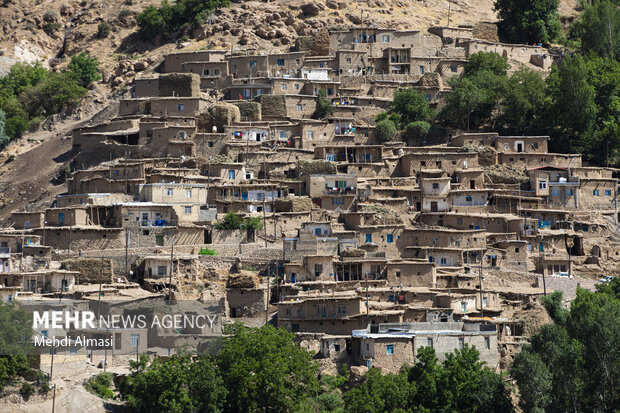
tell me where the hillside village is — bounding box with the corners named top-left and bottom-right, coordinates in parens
top-left (0, 23), bottom-right (615, 380)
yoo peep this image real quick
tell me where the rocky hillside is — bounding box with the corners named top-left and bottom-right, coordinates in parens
top-left (0, 0), bottom-right (580, 75)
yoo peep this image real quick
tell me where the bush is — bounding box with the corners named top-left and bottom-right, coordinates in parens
top-left (312, 89), bottom-right (334, 119)
top-left (43, 22), bottom-right (61, 36)
top-left (84, 372), bottom-right (114, 399)
top-left (375, 119), bottom-right (397, 143)
top-left (240, 216), bottom-right (264, 231)
top-left (198, 248), bottom-right (218, 256)
top-left (405, 120), bottom-right (431, 144)
top-left (97, 21), bottom-right (110, 39)
top-left (391, 87), bottom-right (432, 127)
top-left (68, 52), bottom-right (100, 87)
top-left (136, 0), bottom-right (230, 41)
top-left (214, 211), bottom-right (243, 230)
top-left (494, 0), bottom-right (562, 44)
top-left (20, 382), bottom-right (35, 400)
top-left (35, 371), bottom-right (51, 394)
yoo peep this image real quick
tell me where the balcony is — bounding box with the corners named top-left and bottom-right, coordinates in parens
top-left (325, 187), bottom-right (356, 196)
top-left (0, 247), bottom-right (10, 258)
top-left (140, 219), bottom-right (172, 227)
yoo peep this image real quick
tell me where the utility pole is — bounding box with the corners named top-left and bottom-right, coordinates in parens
top-left (125, 220), bottom-right (129, 278)
top-left (263, 198), bottom-right (268, 248)
top-left (51, 384), bottom-right (56, 413)
top-left (539, 235), bottom-right (547, 296)
top-left (168, 243), bottom-right (174, 304)
top-left (265, 263), bottom-right (271, 325)
top-left (478, 248), bottom-right (484, 318)
top-left (447, 0), bottom-right (452, 26)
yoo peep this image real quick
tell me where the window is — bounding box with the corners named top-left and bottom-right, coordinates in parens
top-left (257, 89), bottom-right (263, 95)
top-left (177, 104), bottom-right (184, 111)
top-left (131, 334), bottom-right (139, 347)
top-left (334, 344), bottom-right (341, 351)
top-left (365, 233), bottom-right (372, 243)
top-left (167, 188), bottom-right (173, 196)
top-left (593, 189), bottom-right (599, 196)
top-left (419, 66), bottom-right (425, 74)
top-left (440, 257), bottom-right (447, 265)
top-left (551, 188), bottom-right (560, 196)
top-left (427, 338), bottom-right (433, 348)
top-left (484, 337), bottom-right (490, 349)
top-left (456, 217), bottom-right (463, 225)
top-left (279, 131), bottom-right (287, 140)
top-left (185, 189), bottom-right (192, 198)
top-left (281, 83), bottom-right (287, 90)
top-left (458, 337), bottom-right (464, 350)
top-left (567, 188), bottom-right (574, 196)
top-left (382, 35), bottom-right (390, 42)
top-left (203, 69), bottom-right (210, 76)
top-left (337, 305), bottom-right (347, 316)
top-left (157, 266), bottom-right (166, 276)
top-left (214, 68), bottom-right (220, 75)
top-left (605, 190), bottom-right (612, 196)
top-left (178, 131), bottom-right (186, 140)
top-left (297, 104), bottom-right (302, 112)
top-left (396, 271), bottom-right (401, 278)
top-left (465, 195), bottom-right (473, 202)
top-left (184, 206), bottom-right (192, 214)
top-left (538, 181), bottom-right (547, 189)
top-left (386, 344), bottom-right (394, 355)
top-left (249, 60), bottom-right (257, 68)
top-left (277, 58), bottom-right (285, 66)
top-left (450, 65), bottom-right (457, 72)
top-left (482, 297), bottom-right (487, 308)
top-left (432, 183), bottom-right (439, 189)
top-left (386, 234), bottom-right (393, 243)
top-left (461, 302), bottom-right (467, 312)
top-left (307, 131), bottom-right (314, 140)
top-left (314, 264), bottom-right (323, 277)
top-left (228, 170), bottom-right (235, 179)
top-left (294, 83), bottom-right (300, 90)
top-left (243, 89), bottom-right (250, 98)
top-left (332, 197), bottom-right (344, 205)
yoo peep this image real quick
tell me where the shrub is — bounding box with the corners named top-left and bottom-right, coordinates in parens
top-left (84, 372), bottom-right (114, 399)
top-left (97, 21), bottom-right (110, 38)
top-left (20, 382), bottom-right (35, 400)
top-left (43, 22), bottom-right (61, 36)
top-left (312, 89), bottom-right (334, 119)
top-left (68, 52), bottom-right (100, 87)
top-left (214, 211), bottom-right (243, 230)
top-left (198, 248), bottom-right (218, 256)
top-left (240, 216), bottom-right (264, 231)
top-left (375, 119), bottom-right (397, 143)
top-left (405, 120), bottom-right (431, 144)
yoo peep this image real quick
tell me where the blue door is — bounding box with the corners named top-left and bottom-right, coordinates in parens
top-left (291, 274), bottom-right (296, 283)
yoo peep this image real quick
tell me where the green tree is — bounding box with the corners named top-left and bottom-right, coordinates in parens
top-left (404, 121), bottom-right (431, 145)
top-left (217, 324), bottom-right (319, 413)
top-left (241, 216), bottom-right (264, 231)
top-left (68, 52), bottom-right (101, 87)
top-left (97, 21), bottom-right (111, 39)
top-left (213, 211), bottom-right (243, 230)
top-left (313, 89), bottom-right (334, 119)
top-left (375, 119), bottom-right (397, 143)
top-left (541, 290), bottom-right (569, 326)
top-left (391, 87), bottom-right (432, 126)
top-left (0, 301), bottom-right (33, 357)
top-left (136, 5), bottom-right (166, 41)
top-left (511, 351), bottom-right (552, 413)
top-left (465, 52), bottom-right (510, 77)
top-left (498, 67), bottom-right (547, 134)
top-left (343, 368), bottom-right (413, 413)
top-left (546, 54), bottom-right (598, 155)
top-left (570, 1), bottom-right (620, 59)
top-left (0, 110), bottom-right (7, 147)
top-left (494, 0), bottom-right (562, 44)
top-left (122, 353), bottom-right (226, 413)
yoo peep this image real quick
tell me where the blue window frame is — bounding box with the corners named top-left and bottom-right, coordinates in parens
top-left (386, 345), bottom-right (394, 355)
top-left (228, 170), bottom-right (235, 180)
top-left (277, 58), bottom-right (285, 66)
top-left (593, 190), bottom-right (599, 196)
top-left (365, 233), bottom-right (372, 243)
top-left (605, 190), bottom-right (612, 196)
top-left (386, 234), bottom-right (393, 243)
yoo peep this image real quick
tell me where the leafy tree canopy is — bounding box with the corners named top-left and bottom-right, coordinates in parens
top-left (494, 0), bottom-right (562, 44)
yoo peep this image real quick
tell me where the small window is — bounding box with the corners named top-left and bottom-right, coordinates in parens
top-left (482, 297), bottom-right (487, 308)
top-left (307, 131), bottom-right (314, 140)
top-left (365, 233), bottom-right (372, 243)
top-left (249, 60), bottom-right (257, 68)
top-left (277, 58), bottom-right (285, 66)
top-left (450, 65), bottom-right (457, 73)
top-left (419, 66), bottom-right (425, 74)
top-left (184, 206), bottom-right (192, 214)
top-left (395, 271), bottom-right (401, 278)
top-left (432, 183), bottom-right (439, 189)
top-left (461, 302), bottom-right (467, 312)
top-left (186, 189), bottom-right (192, 198)
top-left (382, 35), bottom-right (390, 42)
top-left (294, 83), bottom-right (300, 90)
top-left (157, 266), bottom-right (166, 276)
top-left (281, 83), bottom-right (287, 90)
top-left (203, 69), bottom-right (210, 76)
top-left (427, 338), bottom-right (433, 348)
top-left (605, 190), bottom-right (612, 196)
top-left (484, 337), bottom-right (490, 349)
top-left (593, 190), bottom-right (599, 196)
top-left (332, 197), bottom-right (344, 205)
top-left (386, 344), bottom-right (394, 355)
top-left (440, 257), bottom-right (447, 265)
top-left (177, 104), bottom-right (184, 112)
top-left (538, 181), bottom-right (547, 189)
top-left (214, 68), bottom-right (220, 75)
top-left (458, 337), bottom-right (464, 350)
top-left (567, 188), bottom-right (574, 196)
top-left (167, 188), bottom-right (174, 196)
top-left (387, 234), bottom-right (393, 243)
top-left (131, 334), bottom-right (139, 347)
top-left (297, 104), bottom-right (302, 112)
top-left (551, 188), bottom-right (560, 196)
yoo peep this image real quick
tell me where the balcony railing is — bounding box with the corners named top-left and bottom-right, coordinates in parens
top-left (325, 187), bottom-right (356, 195)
